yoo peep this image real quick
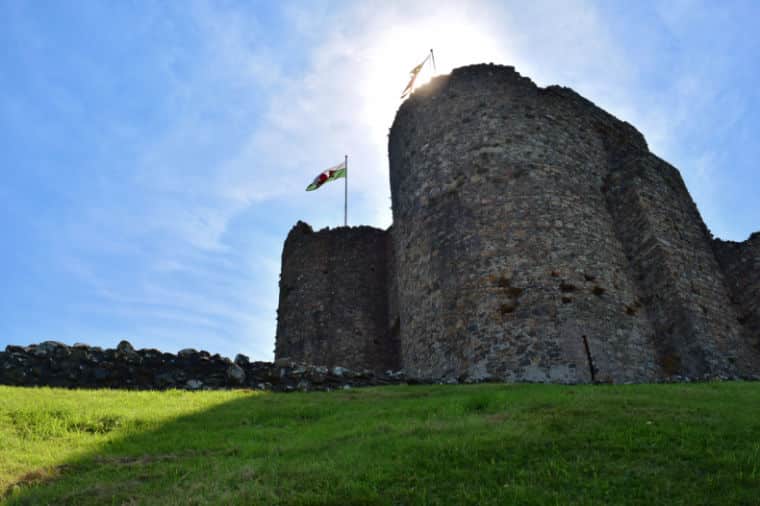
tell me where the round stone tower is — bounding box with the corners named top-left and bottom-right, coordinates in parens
top-left (388, 64), bottom-right (660, 383)
top-left (275, 221), bottom-right (399, 372)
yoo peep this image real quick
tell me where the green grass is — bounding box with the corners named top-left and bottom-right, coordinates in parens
top-left (1, 383), bottom-right (760, 505)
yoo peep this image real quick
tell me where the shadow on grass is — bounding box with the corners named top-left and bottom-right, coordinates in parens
top-left (4, 383), bottom-right (760, 505)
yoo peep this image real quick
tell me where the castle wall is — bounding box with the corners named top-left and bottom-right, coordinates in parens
top-left (388, 65), bottom-right (659, 383)
top-left (274, 222), bottom-right (399, 371)
top-left (604, 155), bottom-right (755, 377)
top-left (385, 226), bottom-right (401, 361)
top-left (275, 64), bottom-right (759, 383)
top-left (713, 233), bottom-right (760, 367)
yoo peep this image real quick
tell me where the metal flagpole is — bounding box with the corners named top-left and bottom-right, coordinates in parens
top-left (344, 154), bottom-right (348, 226)
top-left (430, 49), bottom-right (436, 72)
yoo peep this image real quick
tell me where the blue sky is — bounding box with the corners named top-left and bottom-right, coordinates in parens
top-left (1, 0), bottom-right (758, 360)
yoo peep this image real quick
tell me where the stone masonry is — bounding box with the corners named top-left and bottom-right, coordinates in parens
top-left (275, 64), bottom-right (760, 383)
top-left (0, 340), bottom-right (409, 392)
top-left (713, 233), bottom-right (760, 348)
top-left (275, 222), bottom-right (399, 372)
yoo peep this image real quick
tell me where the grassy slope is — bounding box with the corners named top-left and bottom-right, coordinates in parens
top-left (1, 383), bottom-right (759, 505)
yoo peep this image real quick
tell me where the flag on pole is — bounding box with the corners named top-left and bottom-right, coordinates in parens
top-left (306, 160), bottom-right (347, 191)
top-left (401, 52), bottom-right (432, 99)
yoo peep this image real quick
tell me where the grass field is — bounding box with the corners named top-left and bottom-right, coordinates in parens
top-left (1, 383), bottom-right (759, 505)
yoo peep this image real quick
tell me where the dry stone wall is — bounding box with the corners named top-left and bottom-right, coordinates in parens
top-left (0, 341), bottom-right (407, 392)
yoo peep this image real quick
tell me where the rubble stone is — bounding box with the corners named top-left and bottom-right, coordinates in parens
top-left (0, 342), bottom-right (410, 392)
top-left (274, 64), bottom-right (760, 383)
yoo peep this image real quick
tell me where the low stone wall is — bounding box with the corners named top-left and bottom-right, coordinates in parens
top-left (0, 341), bottom-right (408, 392)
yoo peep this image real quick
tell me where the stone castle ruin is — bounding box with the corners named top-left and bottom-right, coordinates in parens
top-left (275, 64), bottom-right (760, 384)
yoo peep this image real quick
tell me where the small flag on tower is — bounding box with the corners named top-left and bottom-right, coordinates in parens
top-left (401, 50), bottom-right (434, 99)
top-left (305, 160), bottom-right (347, 191)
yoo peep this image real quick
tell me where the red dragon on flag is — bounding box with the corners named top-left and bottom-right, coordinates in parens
top-left (305, 160), bottom-right (347, 191)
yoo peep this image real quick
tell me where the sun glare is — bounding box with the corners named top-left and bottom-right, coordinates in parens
top-left (358, 15), bottom-right (508, 142)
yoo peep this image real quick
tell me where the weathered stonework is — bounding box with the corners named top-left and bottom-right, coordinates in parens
top-left (275, 64), bottom-right (760, 383)
top-left (0, 341), bottom-right (408, 392)
top-left (275, 222), bottom-right (399, 372)
top-left (713, 233), bottom-right (760, 354)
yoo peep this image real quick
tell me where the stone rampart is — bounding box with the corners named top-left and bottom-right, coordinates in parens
top-left (714, 233), bottom-right (760, 354)
top-left (274, 63), bottom-right (760, 383)
top-left (388, 64), bottom-right (658, 383)
top-left (274, 222), bottom-right (399, 372)
top-left (5, 65), bottom-right (757, 388)
top-left (605, 155), bottom-right (756, 377)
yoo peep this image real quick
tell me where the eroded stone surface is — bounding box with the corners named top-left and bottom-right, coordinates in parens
top-left (0, 341), bottom-right (409, 392)
top-left (713, 232), bottom-right (760, 364)
top-left (275, 64), bottom-right (760, 383)
top-left (275, 222), bottom-right (400, 372)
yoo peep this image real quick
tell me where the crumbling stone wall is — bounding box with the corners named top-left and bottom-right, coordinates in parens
top-left (604, 155), bottom-right (757, 377)
top-left (385, 225), bottom-right (401, 364)
top-left (275, 64), bottom-right (760, 383)
top-left (274, 222), bottom-right (399, 372)
top-left (0, 341), bottom-right (407, 392)
top-left (388, 64), bottom-right (659, 383)
top-left (545, 82), bottom-right (760, 378)
top-left (713, 233), bottom-right (760, 353)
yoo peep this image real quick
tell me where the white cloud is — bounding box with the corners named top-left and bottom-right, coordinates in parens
top-left (46, 0), bottom-right (758, 360)
top-left (129, 0), bottom-right (648, 247)
top-left (58, 0), bottom-right (636, 359)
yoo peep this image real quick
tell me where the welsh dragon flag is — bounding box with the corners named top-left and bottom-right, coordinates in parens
top-left (306, 160), bottom-right (347, 191)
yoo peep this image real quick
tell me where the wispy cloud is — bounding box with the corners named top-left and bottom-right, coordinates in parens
top-left (3, 0), bottom-right (757, 359)
top-left (22, 0), bottom-right (670, 358)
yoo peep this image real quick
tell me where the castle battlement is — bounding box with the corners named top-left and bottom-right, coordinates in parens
top-left (275, 64), bottom-right (760, 383)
